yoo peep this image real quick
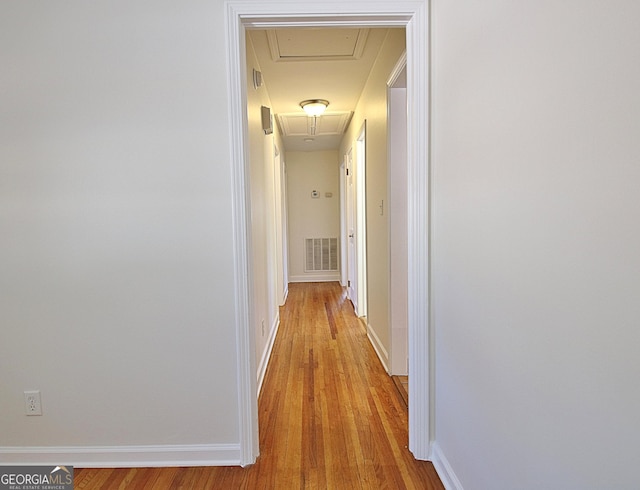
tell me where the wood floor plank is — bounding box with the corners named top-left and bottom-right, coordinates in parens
top-left (74, 282), bottom-right (443, 489)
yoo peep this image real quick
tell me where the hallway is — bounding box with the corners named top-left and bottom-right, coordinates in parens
top-left (74, 282), bottom-right (443, 489)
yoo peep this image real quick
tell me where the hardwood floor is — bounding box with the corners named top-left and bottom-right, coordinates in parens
top-left (75, 282), bottom-right (443, 489)
top-left (392, 375), bottom-right (409, 409)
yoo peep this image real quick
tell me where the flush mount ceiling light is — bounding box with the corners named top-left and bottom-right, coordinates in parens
top-left (300, 99), bottom-right (329, 117)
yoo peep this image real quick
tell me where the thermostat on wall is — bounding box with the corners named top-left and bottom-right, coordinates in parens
top-left (311, 190), bottom-right (320, 198)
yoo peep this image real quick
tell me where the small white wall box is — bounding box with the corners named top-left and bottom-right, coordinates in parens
top-left (261, 106), bottom-right (273, 134)
top-left (253, 69), bottom-right (263, 89)
top-left (311, 190), bottom-right (320, 198)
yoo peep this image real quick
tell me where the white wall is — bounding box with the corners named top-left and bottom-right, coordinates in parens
top-left (340, 29), bottom-right (406, 368)
top-left (389, 86), bottom-right (408, 375)
top-left (432, 1), bottom-right (640, 488)
top-left (245, 35), bottom-right (285, 391)
top-left (0, 0), bottom-right (241, 464)
top-left (286, 151), bottom-right (341, 282)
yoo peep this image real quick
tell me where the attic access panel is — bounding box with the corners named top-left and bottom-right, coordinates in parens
top-left (276, 112), bottom-right (353, 137)
top-left (267, 28), bottom-right (369, 61)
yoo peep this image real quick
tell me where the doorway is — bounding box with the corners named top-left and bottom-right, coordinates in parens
top-left (344, 125), bottom-right (368, 319)
top-left (345, 147), bottom-right (358, 309)
top-left (225, 0), bottom-right (431, 465)
top-left (354, 123), bottom-right (368, 318)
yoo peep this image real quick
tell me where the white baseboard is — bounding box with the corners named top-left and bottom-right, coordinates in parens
top-left (431, 442), bottom-right (464, 490)
top-left (366, 322), bottom-right (389, 373)
top-left (257, 314), bottom-right (280, 394)
top-left (0, 444), bottom-right (240, 468)
top-left (289, 273), bottom-right (340, 283)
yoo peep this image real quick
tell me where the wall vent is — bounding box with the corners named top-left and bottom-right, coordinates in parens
top-left (305, 238), bottom-right (339, 272)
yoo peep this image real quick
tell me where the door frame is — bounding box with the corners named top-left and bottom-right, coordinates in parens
top-left (340, 158), bottom-right (347, 288)
top-left (225, 0), bottom-right (430, 465)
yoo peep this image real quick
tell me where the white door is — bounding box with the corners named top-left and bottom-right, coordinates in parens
top-left (345, 148), bottom-right (357, 309)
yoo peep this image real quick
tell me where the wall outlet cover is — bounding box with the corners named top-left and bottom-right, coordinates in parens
top-left (24, 390), bottom-right (42, 416)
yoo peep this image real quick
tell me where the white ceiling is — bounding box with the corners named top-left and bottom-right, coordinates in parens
top-left (248, 28), bottom-right (400, 152)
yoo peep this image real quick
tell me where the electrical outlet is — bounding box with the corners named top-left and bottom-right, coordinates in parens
top-left (24, 390), bottom-right (42, 416)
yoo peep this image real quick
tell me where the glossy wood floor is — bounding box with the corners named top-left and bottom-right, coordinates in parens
top-left (75, 282), bottom-right (443, 489)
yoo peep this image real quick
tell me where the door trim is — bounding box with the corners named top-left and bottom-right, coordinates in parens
top-left (355, 122), bottom-right (368, 318)
top-left (225, 0), bottom-right (430, 465)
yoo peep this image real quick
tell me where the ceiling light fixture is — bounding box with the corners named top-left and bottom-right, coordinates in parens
top-left (300, 99), bottom-right (329, 117)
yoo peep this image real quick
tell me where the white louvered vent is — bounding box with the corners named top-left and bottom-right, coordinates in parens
top-left (305, 238), bottom-right (339, 272)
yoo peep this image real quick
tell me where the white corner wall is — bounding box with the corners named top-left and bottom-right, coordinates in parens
top-left (432, 1), bottom-right (640, 488)
top-left (389, 86), bottom-right (408, 376)
top-left (339, 28), bottom-right (406, 368)
top-left (286, 151), bottom-right (341, 282)
top-left (0, 0), bottom-right (242, 466)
